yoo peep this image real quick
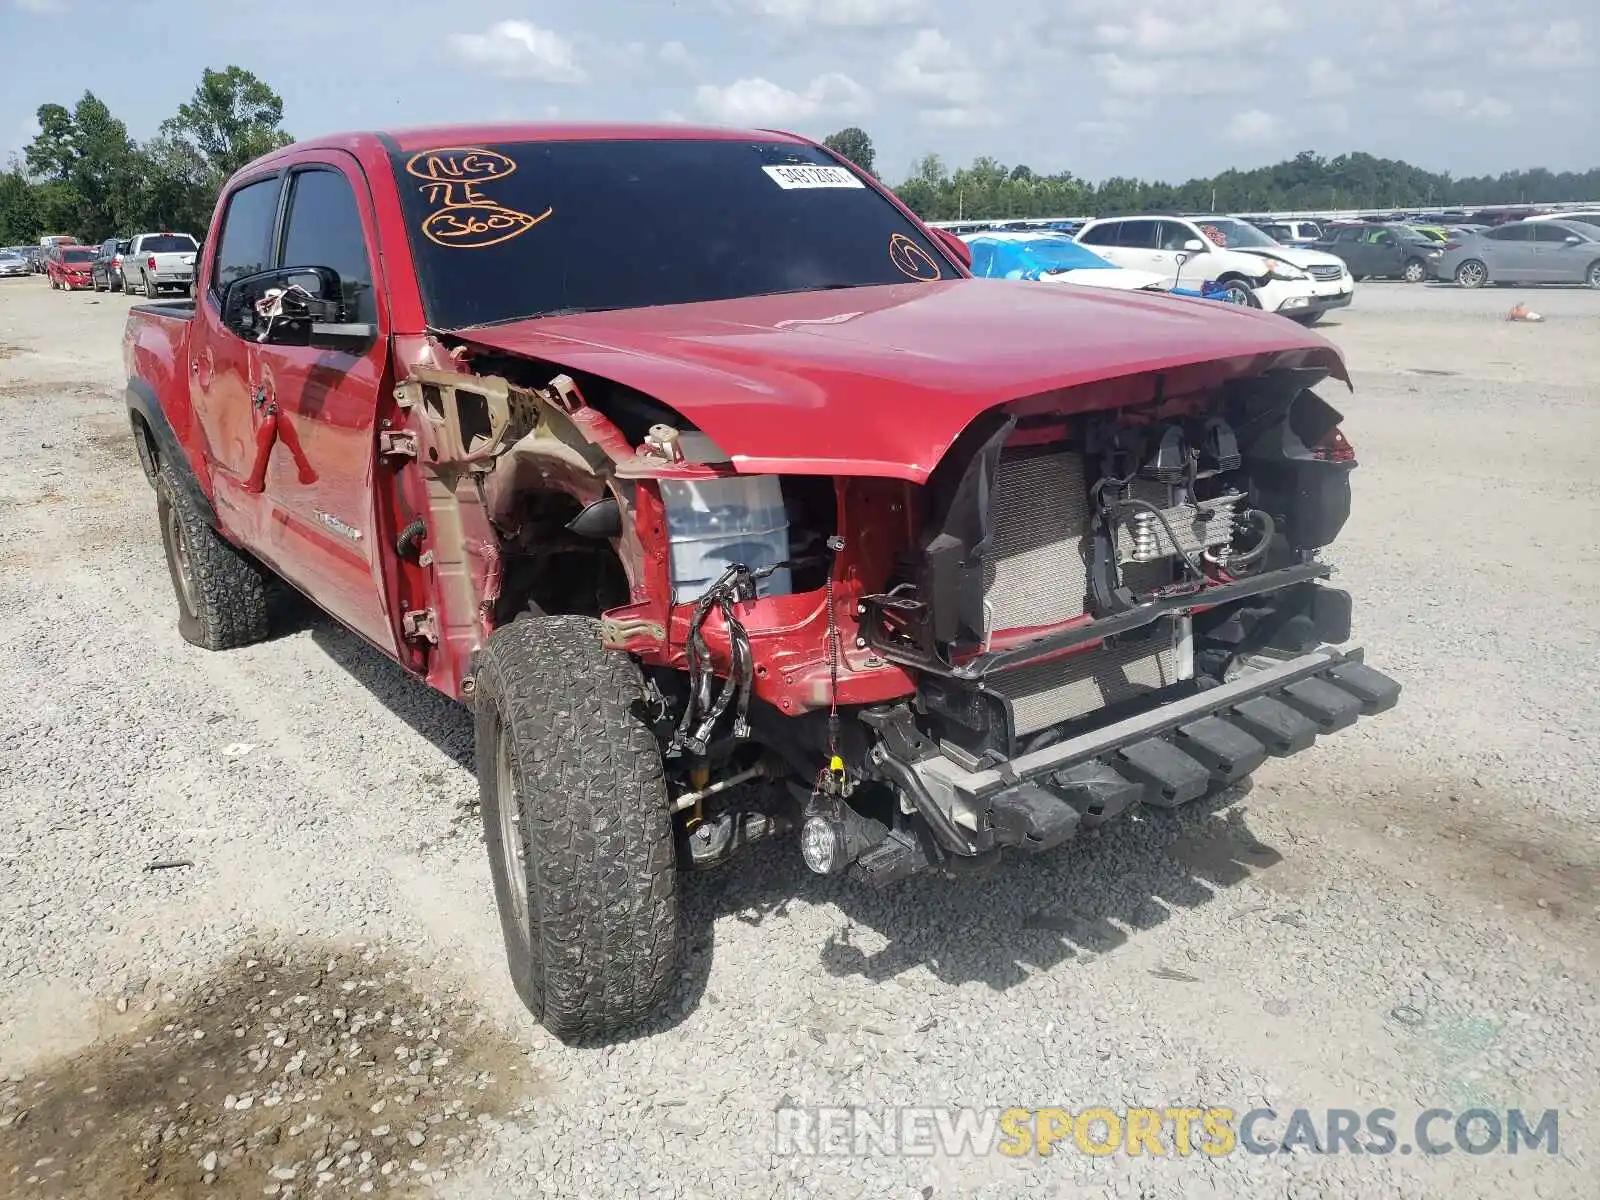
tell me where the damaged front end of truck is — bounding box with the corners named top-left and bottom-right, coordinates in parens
top-left (385, 330), bottom-right (1400, 890)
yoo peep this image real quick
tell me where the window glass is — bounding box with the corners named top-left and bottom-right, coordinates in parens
top-left (1158, 221), bottom-right (1196, 250)
top-left (281, 168), bottom-right (376, 324)
top-left (1078, 221), bottom-right (1121, 246)
top-left (140, 234), bottom-right (198, 253)
top-left (212, 176), bottom-right (282, 295)
top-left (1487, 225), bottom-right (1531, 241)
top-left (1116, 220), bottom-right (1161, 249)
top-left (389, 139), bottom-right (955, 328)
top-left (1532, 224), bottom-right (1586, 242)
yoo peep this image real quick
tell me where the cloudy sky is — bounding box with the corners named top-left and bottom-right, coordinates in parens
top-left (2, 0), bottom-right (1592, 184)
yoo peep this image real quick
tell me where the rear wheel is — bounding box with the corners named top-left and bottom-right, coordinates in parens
top-left (155, 461), bottom-right (271, 650)
top-left (1587, 261), bottom-right (1600, 290)
top-left (1401, 258), bottom-right (1428, 283)
top-left (1455, 260), bottom-right (1487, 289)
top-left (475, 615), bottom-right (679, 1043)
top-left (143, 272), bottom-right (157, 297)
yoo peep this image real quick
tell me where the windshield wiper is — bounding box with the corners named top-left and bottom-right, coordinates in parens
top-left (462, 306), bottom-right (623, 330)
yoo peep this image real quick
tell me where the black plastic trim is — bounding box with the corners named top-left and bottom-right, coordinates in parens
top-left (124, 379), bottom-right (217, 526)
top-left (864, 561), bottom-right (1332, 682)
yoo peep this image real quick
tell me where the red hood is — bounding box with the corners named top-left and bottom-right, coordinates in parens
top-left (456, 280), bottom-right (1347, 483)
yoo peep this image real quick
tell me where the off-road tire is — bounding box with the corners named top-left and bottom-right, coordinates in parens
top-left (1401, 257), bottom-right (1427, 283)
top-left (155, 461), bottom-right (270, 650)
top-left (474, 615), bottom-right (678, 1043)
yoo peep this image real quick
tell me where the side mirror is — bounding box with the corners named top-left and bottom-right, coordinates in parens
top-left (1565, 235), bottom-right (1582, 245)
top-left (1183, 238), bottom-right (1206, 253)
top-left (220, 265), bottom-right (376, 351)
top-left (932, 228), bottom-right (972, 270)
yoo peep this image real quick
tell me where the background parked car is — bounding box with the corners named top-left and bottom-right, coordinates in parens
top-left (47, 244), bottom-right (97, 290)
top-left (0, 250), bottom-right (29, 279)
top-left (1075, 214), bottom-right (1352, 322)
top-left (91, 237), bottom-right (132, 292)
top-left (1314, 222), bottom-right (1442, 282)
top-left (1437, 219), bottom-right (1600, 289)
top-left (121, 232), bottom-right (200, 297)
top-left (1253, 218), bottom-right (1323, 247)
top-left (26, 246), bottom-right (46, 273)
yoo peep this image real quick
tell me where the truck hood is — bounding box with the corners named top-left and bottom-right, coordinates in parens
top-left (454, 280), bottom-right (1347, 483)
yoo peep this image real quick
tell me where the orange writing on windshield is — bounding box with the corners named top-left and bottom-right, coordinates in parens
top-left (889, 233), bottom-right (941, 281)
top-left (404, 147), bottom-right (551, 249)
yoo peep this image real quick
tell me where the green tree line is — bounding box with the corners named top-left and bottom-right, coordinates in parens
top-left (7, 94), bottom-right (1596, 245)
top-left (0, 66), bottom-right (291, 245)
top-left (825, 128), bottom-right (1600, 219)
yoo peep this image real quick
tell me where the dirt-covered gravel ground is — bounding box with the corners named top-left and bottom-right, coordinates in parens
top-left (1, 275), bottom-right (1597, 1200)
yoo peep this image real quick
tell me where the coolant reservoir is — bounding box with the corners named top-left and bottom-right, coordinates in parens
top-left (659, 432), bottom-right (793, 605)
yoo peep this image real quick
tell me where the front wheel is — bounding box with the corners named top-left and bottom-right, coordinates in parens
top-left (1217, 277), bottom-right (1260, 307)
top-left (1401, 258), bottom-right (1428, 283)
top-left (1455, 260), bottom-right (1488, 289)
top-left (1587, 261), bottom-right (1600, 290)
top-left (475, 615), bottom-right (679, 1043)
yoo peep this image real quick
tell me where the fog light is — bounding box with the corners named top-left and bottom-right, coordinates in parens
top-left (801, 815), bottom-right (848, 875)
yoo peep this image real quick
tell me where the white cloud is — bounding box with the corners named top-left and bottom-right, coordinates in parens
top-left (1418, 88), bottom-right (1513, 122)
top-left (693, 73), bottom-right (870, 125)
top-left (882, 28), bottom-right (997, 126)
top-left (448, 20), bottom-right (586, 84)
top-left (1091, 52), bottom-right (1251, 97)
top-left (737, 0), bottom-right (919, 27)
top-left (1318, 104), bottom-right (1351, 135)
top-left (1490, 20), bottom-right (1588, 70)
top-left (1306, 56), bottom-right (1351, 98)
top-left (659, 40), bottom-right (696, 71)
top-left (1089, 0), bottom-right (1294, 56)
top-left (1225, 109), bottom-right (1282, 144)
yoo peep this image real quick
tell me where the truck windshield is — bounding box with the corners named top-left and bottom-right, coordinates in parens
top-left (142, 234), bottom-right (197, 253)
top-left (389, 138), bottom-right (957, 329)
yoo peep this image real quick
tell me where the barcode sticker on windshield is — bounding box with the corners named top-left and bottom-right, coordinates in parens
top-left (762, 164), bottom-right (865, 190)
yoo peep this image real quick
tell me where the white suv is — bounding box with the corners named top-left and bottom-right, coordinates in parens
top-left (1073, 215), bottom-right (1353, 324)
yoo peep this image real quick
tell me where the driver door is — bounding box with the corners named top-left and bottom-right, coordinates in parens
top-left (251, 157), bottom-right (398, 655)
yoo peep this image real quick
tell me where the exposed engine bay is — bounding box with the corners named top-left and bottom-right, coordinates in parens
top-left (397, 345), bottom-right (1399, 887)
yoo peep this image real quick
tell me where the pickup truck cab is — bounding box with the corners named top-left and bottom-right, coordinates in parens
top-left (124, 123), bottom-right (1399, 1042)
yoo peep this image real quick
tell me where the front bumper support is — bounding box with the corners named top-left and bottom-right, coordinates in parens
top-left (865, 645), bottom-right (1397, 873)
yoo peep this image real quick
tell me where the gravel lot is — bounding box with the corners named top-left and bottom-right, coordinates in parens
top-left (1, 276), bottom-right (1597, 1199)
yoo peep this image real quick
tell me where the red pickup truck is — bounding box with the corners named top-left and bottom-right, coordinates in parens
top-left (124, 123), bottom-right (1398, 1041)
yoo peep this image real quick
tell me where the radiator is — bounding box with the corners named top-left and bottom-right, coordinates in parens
top-left (979, 446), bottom-right (1189, 737)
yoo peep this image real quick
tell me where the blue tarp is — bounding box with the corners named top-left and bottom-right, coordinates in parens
top-left (963, 235), bottom-right (1124, 281)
